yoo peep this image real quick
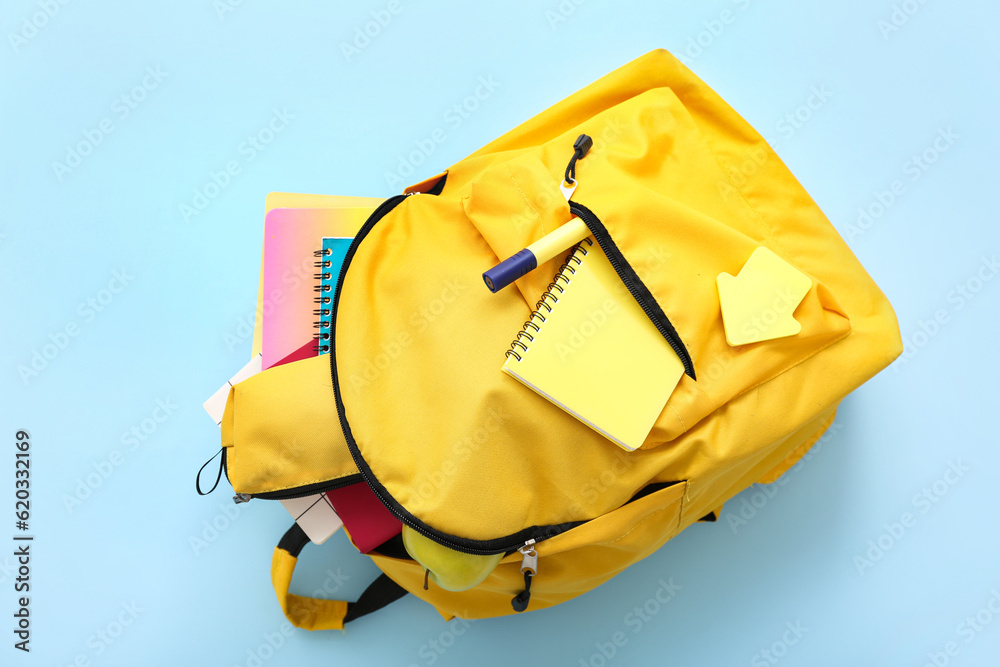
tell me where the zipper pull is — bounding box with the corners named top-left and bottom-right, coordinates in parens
top-left (560, 133), bottom-right (593, 201)
top-left (233, 493), bottom-right (252, 504)
top-left (511, 539), bottom-right (537, 612)
top-left (518, 539), bottom-right (538, 575)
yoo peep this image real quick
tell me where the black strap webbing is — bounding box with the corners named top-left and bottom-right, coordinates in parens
top-left (278, 522), bottom-right (310, 557)
top-left (343, 573), bottom-right (409, 624)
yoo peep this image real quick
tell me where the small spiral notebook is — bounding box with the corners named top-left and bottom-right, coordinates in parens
top-left (261, 207), bottom-right (372, 369)
top-left (314, 237), bottom-right (353, 355)
top-left (501, 239), bottom-right (685, 451)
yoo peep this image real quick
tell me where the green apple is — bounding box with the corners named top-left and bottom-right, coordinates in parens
top-left (401, 525), bottom-right (503, 592)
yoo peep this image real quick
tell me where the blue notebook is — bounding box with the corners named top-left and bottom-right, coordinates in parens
top-left (315, 237), bottom-right (353, 355)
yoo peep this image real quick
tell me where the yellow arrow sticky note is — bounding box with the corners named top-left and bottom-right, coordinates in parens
top-left (716, 247), bottom-right (812, 346)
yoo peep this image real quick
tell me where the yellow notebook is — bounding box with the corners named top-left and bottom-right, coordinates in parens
top-left (501, 239), bottom-right (685, 451)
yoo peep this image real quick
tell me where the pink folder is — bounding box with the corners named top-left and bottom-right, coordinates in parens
top-left (261, 207), bottom-right (374, 370)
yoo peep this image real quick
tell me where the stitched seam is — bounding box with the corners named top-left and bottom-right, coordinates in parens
top-left (668, 404), bottom-right (686, 432)
top-left (701, 135), bottom-right (791, 259)
top-left (607, 497), bottom-right (684, 545)
top-left (505, 163), bottom-right (541, 221)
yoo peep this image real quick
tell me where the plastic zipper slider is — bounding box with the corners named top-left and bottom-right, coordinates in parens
top-left (511, 539), bottom-right (537, 612)
top-left (233, 493), bottom-right (252, 504)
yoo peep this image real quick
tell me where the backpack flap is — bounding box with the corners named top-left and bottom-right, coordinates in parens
top-left (331, 49), bottom-right (899, 560)
top-left (221, 354), bottom-right (362, 498)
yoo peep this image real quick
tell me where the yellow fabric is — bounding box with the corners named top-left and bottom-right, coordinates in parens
top-left (371, 481), bottom-right (687, 618)
top-left (222, 49), bottom-right (901, 626)
top-left (371, 408), bottom-right (836, 621)
top-left (334, 50), bottom-right (896, 546)
top-left (500, 239), bottom-right (685, 451)
top-left (221, 354), bottom-right (359, 495)
top-left (756, 409), bottom-right (837, 485)
top-left (270, 547), bottom-right (348, 631)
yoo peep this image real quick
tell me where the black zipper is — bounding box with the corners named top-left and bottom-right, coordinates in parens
top-left (330, 192), bottom-right (579, 555)
top-left (247, 475), bottom-right (364, 501)
top-left (569, 201), bottom-right (696, 380)
top-left (329, 193), bottom-right (529, 556)
top-left (220, 444), bottom-right (366, 501)
top-left (329, 191), bottom-right (687, 554)
top-left (218, 195), bottom-right (428, 505)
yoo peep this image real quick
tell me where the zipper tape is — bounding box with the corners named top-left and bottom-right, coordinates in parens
top-left (329, 190), bottom-right (693, 553)
top-left (568, 201), bottom-right (696, 379)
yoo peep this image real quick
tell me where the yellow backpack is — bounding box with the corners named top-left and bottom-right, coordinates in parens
top-left (212, 49), bottom-right (902, 630)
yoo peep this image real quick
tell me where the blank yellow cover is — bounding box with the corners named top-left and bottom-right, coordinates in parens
top-left (501, 240), bottom-right (685, 451)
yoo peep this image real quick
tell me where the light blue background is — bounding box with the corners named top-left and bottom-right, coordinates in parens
top-left (1, 0), bottom-right (998, 665)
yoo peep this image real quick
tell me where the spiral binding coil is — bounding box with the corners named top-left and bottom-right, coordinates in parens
top-left (505, 238), bottom-right (593, 362)
top-left (313, 247), bottom-right (333, 354)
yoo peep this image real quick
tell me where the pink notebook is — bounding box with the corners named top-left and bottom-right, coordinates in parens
top-left (261, 207), bottom-right (374, 369)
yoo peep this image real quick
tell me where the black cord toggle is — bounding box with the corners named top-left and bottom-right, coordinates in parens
top-left (564, 133), bottom-right (594, 185)
top-left (511, 570), bottom-right (534, 612)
